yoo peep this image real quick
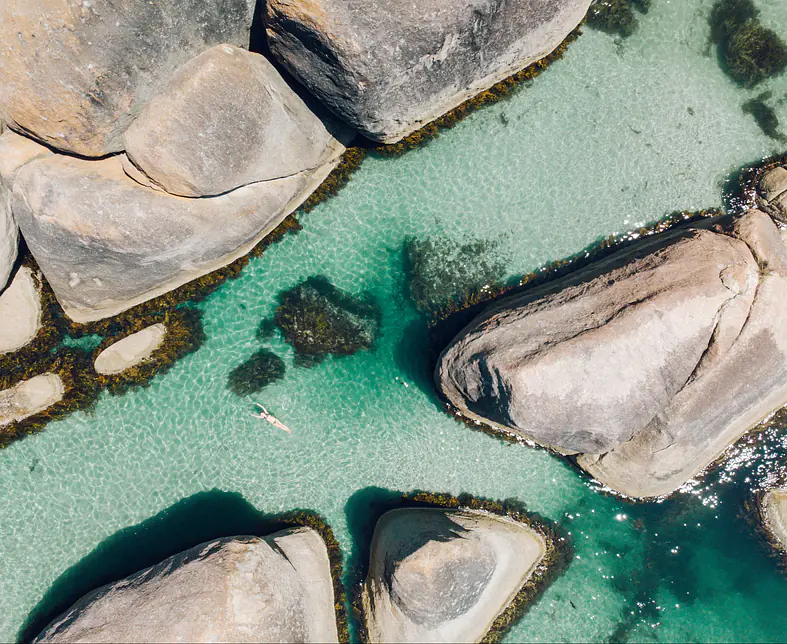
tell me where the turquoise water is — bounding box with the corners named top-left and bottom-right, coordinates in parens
top-left (3, 1), bottom-right (787, 641)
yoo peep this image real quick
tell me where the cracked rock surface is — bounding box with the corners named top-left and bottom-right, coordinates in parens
top-left (124, 44), bottom-right (351, 198)
top-left (266, 0), bottom-right (591, 143)
top-left (34, 529), bottom-right (339, 644)
top-left (437, 210), bottom-right (787, 498)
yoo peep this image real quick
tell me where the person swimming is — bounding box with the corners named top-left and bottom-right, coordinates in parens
top-left (251, 403), bottom-right (292, 434)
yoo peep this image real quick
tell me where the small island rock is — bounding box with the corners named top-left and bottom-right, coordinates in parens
top-left (0, 374), bottom-right (64, 427)
top-left (266, 0), bottom-right (591, 143)
top-left (437, 210), bottom-right (787, 498)
top-left (0, 267), bottom-right (43, 355)
top-left (94, 324), bottom-right (167, 375)
top-left (124, 45), bottom-right (350, 197)
top-left (0, 0), bottom-right (255, 156)
top-left (362, 508), bottom-right (546, 643)
top-left (35, 529), bottom-right (340, 643)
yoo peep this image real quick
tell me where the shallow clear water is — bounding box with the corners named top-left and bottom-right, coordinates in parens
top-left (3, 1), bottom-right (787, 641)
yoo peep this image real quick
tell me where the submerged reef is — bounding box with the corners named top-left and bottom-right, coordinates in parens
top-left (585, 0), bottom-right (651, 38)
top-left (709, 0), bottom-right (787, 87)
top-left (743, 93), bottom-right (786, 142)
top-left (227, 349), bottom-right (286, 396)
top-left (272, 276), bottom-right (381, 366)
top-left (403, 236), bottom-right (509, 317)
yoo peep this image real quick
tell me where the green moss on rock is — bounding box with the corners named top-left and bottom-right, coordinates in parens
top-left (709, 0), bottom-right (758, 44)
top-left (743, 94), bottom-right (786, 141)
top-left (273, 276), bottom-right (381, 366)
top-left (227, 348), bottom-right (286, 396)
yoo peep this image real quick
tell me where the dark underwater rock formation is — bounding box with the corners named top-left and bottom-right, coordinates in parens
top-left (228, 349), bottom-right (286, 396)
top-left (274, 276), bottom-right (380, 365)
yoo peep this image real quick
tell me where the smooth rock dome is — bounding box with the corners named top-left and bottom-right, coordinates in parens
top-left (362, 508), bottom-right (546, 643)
top-left (94, 324), bottom-right (167, 375)
top-left (34, 529), bottom-right (340, 643)
top-left (0, 374), bottom-right (64, 427)
top-left (438, 210), bottom-right (787, 498)
top-left (266, 0), bottom-right (591, 143)
top-left (0, 0), bottom-right (255, 156)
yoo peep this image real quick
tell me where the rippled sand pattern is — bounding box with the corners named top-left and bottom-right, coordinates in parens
top-left (2, 1), bottom-right (787, 642)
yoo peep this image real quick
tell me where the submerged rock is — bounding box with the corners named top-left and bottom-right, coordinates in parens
top-left (0, 0), bottom-right (255, 156)
top-left (362, 508), bottom-right (546, 643)
top-left (437, 210), bottom-right (787, 498)
top-left (274, 276), bottom-right (380, 365)
top-left (761, 489), bottom-right (787, 553)
top-left (227, 349), bottom-right (286, 396)
top-left (4, 135), bottom-right (342, 323)
top-left (35, 529), bottom-right (339, 643)
top-left (124, 45), bottom-right (350, 197)
top-left (404, 236), bottom-right (508, 315)
top-left (0, 374), bottom-right (64, 427)
top-left (266, 0), bottom-right (590, 143)
top-left (94, 324), bottom-right (167, 375)
top-left (0, 267), bottom-right (43, 355)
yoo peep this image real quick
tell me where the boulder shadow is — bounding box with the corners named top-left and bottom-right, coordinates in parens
top-left (18, 489), bottom-right (319, 643)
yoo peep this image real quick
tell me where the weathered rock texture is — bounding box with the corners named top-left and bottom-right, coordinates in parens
top-left (0, 267), bottom-right (42, 354)
top-left (438, 210), bottom-right (787, 498)
top-left (94, 324), bottom-right (167, 375)
top-left (362, 508), bottom-right (545, 643)
top-left (124, 45), bottom-right (350, 197)
top-left (757, 165), bottom-right (787, 222)
top-left (35, 529), bottom-right (340, 643)
top-left (0, 181), bottom-right (17, 291)
top-left (266, 0), bottom-right (591, 143)
top-left (0, 374), bottom-right (64, 427)
top-left (0, 0), bottom-right (256, 157)
top-left (762, 489), bottom-right (787, 552)
top-left (2, 133), bottom-right (343, 322)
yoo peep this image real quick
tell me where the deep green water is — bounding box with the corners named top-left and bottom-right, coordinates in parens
top-left (3, 1), bottom-right (787, 641)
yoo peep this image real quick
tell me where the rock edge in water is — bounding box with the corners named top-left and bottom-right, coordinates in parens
top-left (362, 508), bottom-right (547, 643)
top-left (437, 209), bottom-right (787, 499)
top-left (34, 529), bottom-right (340, 644)
top-left (94, 324), bottom-right (167, 376)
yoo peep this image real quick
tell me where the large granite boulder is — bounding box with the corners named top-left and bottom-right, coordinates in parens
top-left (362, 508), bottom-right (546, 643)
top-left (0, 267), bottom-right (43, 355)
top-left (0, 0), bottom-right (256, 157)
top-left (437, 210), bottom-right (787, 498)
top-left (35, 529), bottom-right (340, 643)
top-left (266, 0), bottom-right (591, 143)
top-left (2, 132), bottom-right (343, 322)
top-left (124, 45), bottom-right (350, 197)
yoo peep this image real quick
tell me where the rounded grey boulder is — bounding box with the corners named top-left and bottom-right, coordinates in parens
top-left (124, 45), bottom-right (352, 197)
top-left (438, 210), bottom-right (787, 498)
top-left (0, 0), bottom-right (256, 156)
top-left (35, 529), bottom-right (340, 643)
top-left (362, 508), bottom-right (546, 643)
top-left (266, 0), bottom-right (591, 143)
